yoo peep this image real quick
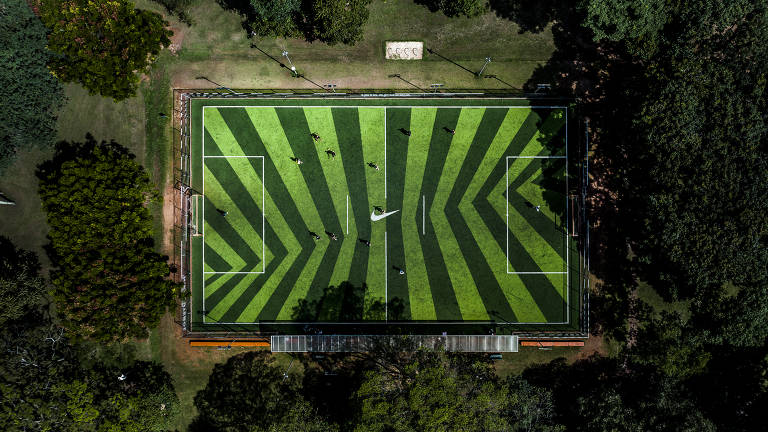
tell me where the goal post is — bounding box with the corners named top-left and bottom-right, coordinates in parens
top-left (190, 194), bottom-right (203, 236)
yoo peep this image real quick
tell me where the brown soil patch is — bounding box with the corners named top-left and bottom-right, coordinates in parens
top-left (161, 182), bottom-right (175, 256)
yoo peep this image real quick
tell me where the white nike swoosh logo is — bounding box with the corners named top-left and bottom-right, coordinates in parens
top-left (370, 210), bottom-right (400, 221)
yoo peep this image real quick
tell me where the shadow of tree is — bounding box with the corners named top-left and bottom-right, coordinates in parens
top-left (515, 4), bottom-right (649, 339)
top-left (291, 281), bottom-right (405, 322)
top-left (489, 0), bottom-right (569, 34)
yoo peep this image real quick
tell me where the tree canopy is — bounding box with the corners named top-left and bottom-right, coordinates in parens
top-left (221, 0), bottom-right (371, 45)
top-left (0, 0), bottom-right (64, 174)
top-left (0, 237), bottom-right (47, 326)
top-left (37, 135), bottom-right (177, 342)
top-left (354, 345), bottom-right (562, 432)
top-left (38, 0), bottom-right (172, 101)
top-left (0, 314), bottom-right (180, 431)
top-left (416, 0), bottom-right (488, 18)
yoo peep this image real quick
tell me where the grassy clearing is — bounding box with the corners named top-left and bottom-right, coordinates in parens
top-left (135, 0), bottom-right (553, 90)
top-left (636, 281), bottom-right (691, 320)
top-left (0, 84), bottom-right (146, 269)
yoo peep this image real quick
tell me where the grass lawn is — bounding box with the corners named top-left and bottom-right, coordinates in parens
top-left (188, 98), bottom-right (574, 329)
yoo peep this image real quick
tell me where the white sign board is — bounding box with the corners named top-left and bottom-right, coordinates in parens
top-left (386, 42), bottom-right (423, 60)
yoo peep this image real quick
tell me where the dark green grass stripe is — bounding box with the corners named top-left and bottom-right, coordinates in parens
top-left (385, 108), bottom-right (412, 320)
top-left (276, 108), bottom-right (343, 304)
top-left (202, 244), bottom-right (230, 274)
top-left (402, 109), bottom-right (461, 321)
top-left (216, 108), bottom-right (318, 320)
top-left (333, 108), bottom-right (370, 286)
top-left (204, 196), bottom-right (261, 268)
top-left (445, 108), bottom-right (518, 321)
top-left (471, 115), bottom-right (564, 321)
top-left (507, 158), bottom-right (567, 258)
top-left (205, 158), bottom-right (265, 254)
top-left (257, 248), bottom-right (315, 320)
top-left (205, 218), bottom-right (287, 313)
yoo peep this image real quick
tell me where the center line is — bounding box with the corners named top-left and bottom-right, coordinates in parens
top-left (346, 195), bottom-right (349, 234)
top-left (422, 195), bottom-right (425, 235)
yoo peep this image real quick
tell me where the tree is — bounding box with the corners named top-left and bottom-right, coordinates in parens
top-left (629, 310), bottom-right (711, 379)
top-left (37, 135), bottom-right (177, 342)
top-left (192, 352), bottom-right (304, 432)
top-left (0, 0), bottom-right (64, 174)
top-left (266, 399), bottom-right (339, 432)
top-left (416, 0), bottom-right (488, 18)
top-left (38, 0), bottom-right (172, 101)
top-left (307, 0), bottom-right (371, 45)
top-left (248, 0), bottom-right (303, 38)
top-left (354, 345), bottom-right (562, 431)
top-left (0, 236), bottom-right (47, 326)
top-left (581, 0), bottom-right (668, 57)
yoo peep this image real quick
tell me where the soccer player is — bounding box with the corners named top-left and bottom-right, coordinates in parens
top-left (325, 148), bottom-right (336, 159)
top-left (368, 162), bottom-right (380, 171)
top-left (359, 238), bottom-right (370, 247)
top-left (445, 127), bottom-right (455, 135)
top-left (311, 132), bottom-right (321, 142)
top-left (216, 208), bottom-right (228, 217)
top-left (309, 231), bottom-right (321, 240)
top-left (400, 128), bottom-right (411, 137)
top-left (329, 232), bottom-right (338, 241)
top-left (291, 157), bottom-right (303, 165)
top-left (373, 205), bottom-right (385, 214)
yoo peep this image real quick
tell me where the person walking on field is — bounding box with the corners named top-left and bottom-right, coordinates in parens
top-left (325, 148), bottom-right (336, 159)
top-left (311, 132), bottom-right (321, 142)
top-left (367, 162), bottom-right (380, 171)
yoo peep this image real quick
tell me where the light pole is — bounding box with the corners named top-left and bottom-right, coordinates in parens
top-left (282, 50), bottom-right (297, 76)
top-left (477, 57), bottom-right (491, 77)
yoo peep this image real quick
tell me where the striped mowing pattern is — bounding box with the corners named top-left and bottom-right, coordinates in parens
top-left (194, 105), bottom-right (568, 324)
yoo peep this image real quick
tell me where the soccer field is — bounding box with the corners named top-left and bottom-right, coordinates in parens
top-left (186, 98), bottom-right (578, 330)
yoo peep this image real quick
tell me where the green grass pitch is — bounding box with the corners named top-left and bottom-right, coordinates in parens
top-left (188, 98), bottom-right (574, 329)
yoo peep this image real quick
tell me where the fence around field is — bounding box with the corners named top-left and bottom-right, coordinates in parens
top-left (171, 90), bottom-right (591, 343)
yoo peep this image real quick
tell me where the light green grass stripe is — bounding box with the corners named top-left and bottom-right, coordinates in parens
top-left (203, 272), bottom-right (237, 299)
top-left (208, 273), bottom-right (262, 320)
top-left (428, 108), bottom-right (488, 321)
top-left (360, 108), bottom-right (386, 311)
top-left (244, 107), bottom-right (328, 320)
top-left (303, 107), bottom-right (356, 286)
top-left (203, 162), bottom-right (271, 267)
top-left (235, 186), bottom-right (302, 322)
top-left (455, 109), bottom-right (547, 321)
top-left (402, 108), bottom-right (436, 320)
top-left (490, 161), bottom-right (565, 274)
top-left (516, 110), bottom-right (566, 157)
top-left (204, 108), bottom-right (247, 155)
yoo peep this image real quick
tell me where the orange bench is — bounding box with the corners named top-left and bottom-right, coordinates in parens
top-left (520, 340), bottom-right (585, 347)
top-left (189, 340), bottom-right (270, 347)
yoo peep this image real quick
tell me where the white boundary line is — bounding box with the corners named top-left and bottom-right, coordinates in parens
top-left (385, 231), bottom-right (388, 321)
top-left (507, 155), bottom-right (566, 159)
top-left (203, 105), bottom-right (569, 109)
top-left (195, 104), bottom-right (573, 326)
top-left (422, 195), bottom-right (425, 235)
top-left (203, 155), bottom-right (263, 158)
top-left (384, 107), bottom-right (387, 199)
top-left (346, 195), bottom-right (349, 234)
